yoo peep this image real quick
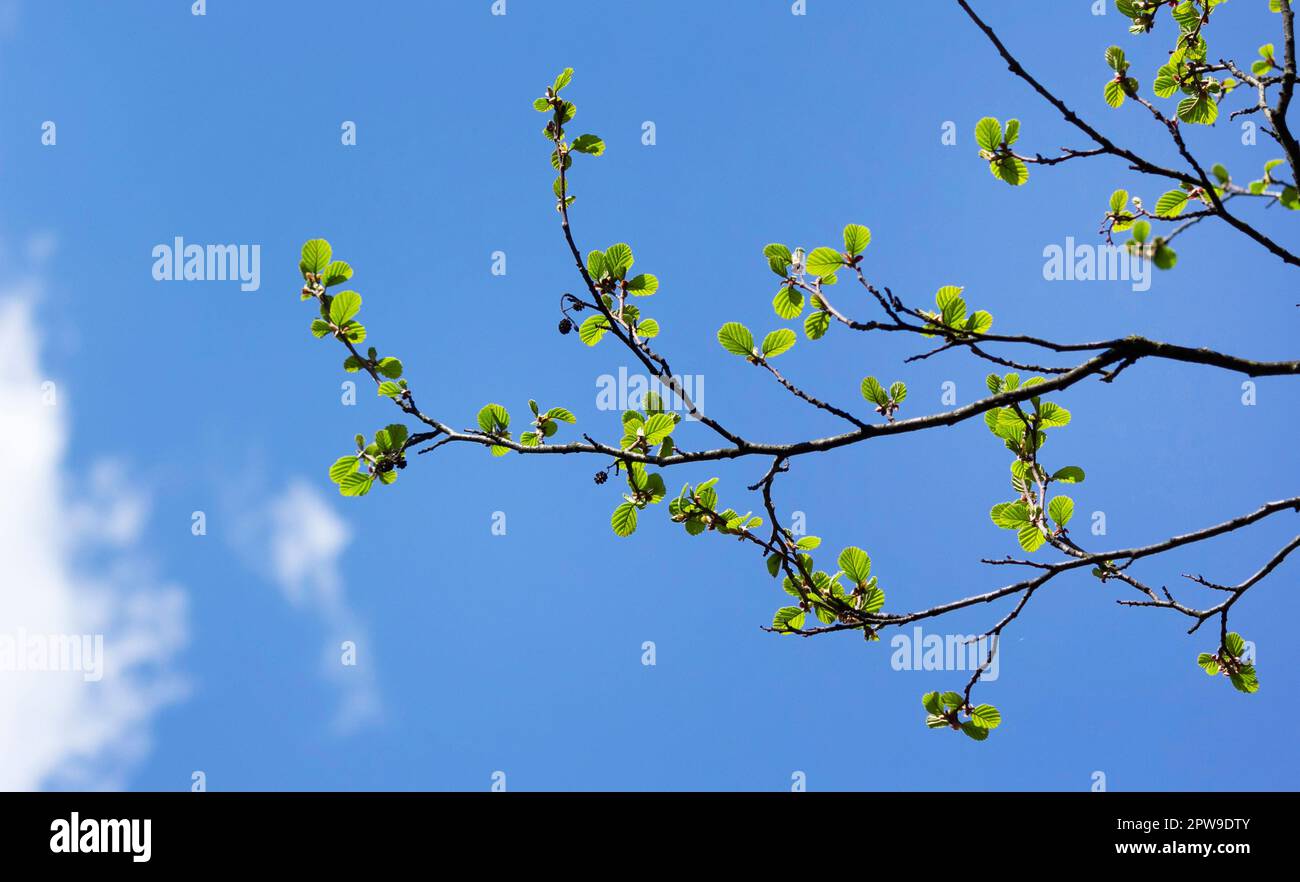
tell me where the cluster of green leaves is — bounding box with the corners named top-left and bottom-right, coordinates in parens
top-left (608, 392), bottom-right (682, 536)
top-left (520, 400), bottom-right (577, 448)
top-left (300, 239), bottom-right (411, 395)
top-left (300, 238), bottom-right (418, 496)
top-left (974, 117), bottom-right (1028, 186)
top-left (860, 376), bottom-right (907, 421)
top-left (1252, 40), bottom-right (1281, 76)
top-left (329, 424), bottom-right (410, 497)
top-left (1115, 1), bottom-right (1232, 124)
top-left (471, 403), bottom-right (515, 456)
top-left (577, 243), bottom-right (662, 345)
top-left (716, 322), bottom-right (796, 361)
top-left (769, 543), bottom-right (884, 635)
top-left (922, 691), bottom-right (1003, 741)
top-left (983, 373), bottom-right (1084, 553)
top-left (535, 67), bottom-right (604, 209)
top-left (1102, 45), bottom-right (1140, 109)
top-left (761, 223), bottom-right (871, 340)
top-left (667, 477), bottom-right (764, 539)
top-left (918, 285), bottom-right (994, 338)
top-left (1228, 157), bottom-right (1300, 209)
top-left (1106, 189), bottom-right (1180, 269)
top-left (1197, 631), bottom-right (1260, 693)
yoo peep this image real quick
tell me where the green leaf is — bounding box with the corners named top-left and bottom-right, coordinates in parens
top-left (1051, 466), bottom-right (1085, 483)
top-left (1105, 45), bottom-right (1126, 72)
top-left (1230, 666), bottom-right (1259, 694)
top-left (990, 501), bottom-right (1031, 529)
top-left (1048, 495), bottom-right (1075, 527)
top-left (1004, 118), bottom-right (1020, 145)
top-left (861, 376), bottom-right (887, 406)
top-left (805, 246), bottom-right (844, 278)
top-left (772, 606), bottom-right (806, 633)
top-left (546, 406), bottom-right (576, 424)
top-left (611, 502), bottom-right (638, 537)
top-left (842, 224), bottom-right (871, 256)
top-left (338, 472), bottom-right (373, 497)
top-left (604, 243), bottom-right (634, 278)
top-left (636, 318), bottom-right (660, 339)
top-left (803, 310), bottom-right (830, 340)
top-left (969, 704), bottom-right (1002, 729)
top-left (889, 381), bottom-right (907, 403)
top-left (838, 547), bottom-right (871, 585)
top-left (571, 134), bottom-right (605, 155)
top-left (796, 536), bottom-right (821, 550)
top-left (761, 328), bottom-right (796, 358)
top-left (1224, 632), bottom-right (1246, 658)
top-left (329, 290), bottom-right (362, 325)
top-left (922, 692), bottom-right (943, 715)
top-left (586, 249), bottom-right (607, 279)
top-left (310, 318), bottom-right (332, 339)
top-left (941, 691), bottom-right (964, 709)
top-left (717, 322), bottom-right (754, 356)
top-left (1197, 652), bottom-right (1220, 676)
top-left (1017, 524), bottom-right (1046, 552)
top-left (477, 403), bottom-right (510, 433)
top-left (965, 310), bottom-right (993, 335)
top-left (974, 117), bottom-right (1002, 151)
top-left (763, 243), bottom-right (792, 265)
top-left (644, 413), bottom-right (676, 445)
top-left (1153, 66), bottom-right (1178, 98)
top-left (935, 285), bottom-right (967, 326)
top-left (376, 357), bottom-right (403, 379)
top-left (377, 381), bottom-right (402, 398)
top-left (552, 67), bottom-right (574, 92)
top-left (961, 721), bottom-right (991, 741)
top-left (1109, 189), bottom-right (1129, 213)
top-left (322, 260), bottom-right (353, 287)
top-left (1177, 94), bottom-right (1218, 125)
top-left (772, 285), bottom-right (804, 320)
top-left (1155, 189), bottom-right (1189, 217)
top-left (301, 239), bottom-right (332, 274)
top-left (340, 321), bottom-right (366, 344)
top-left (990, 156), bottom-right (1028, 186)
top-left (1036, 401), bottom-right (1071, 427)
top-left (626, 273), bottom-right (658, 296)
top-left (328, 456), bottom-right (359, 483)
top-left (578, 314), bottom-right (610, 346)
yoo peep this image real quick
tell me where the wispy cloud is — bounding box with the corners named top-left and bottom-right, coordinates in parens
top-left (234, 480), bottom-right (381, 734)
top-left (0, 251), bottom-right (188, 790)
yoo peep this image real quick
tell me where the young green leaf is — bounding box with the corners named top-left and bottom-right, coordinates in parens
top-left (329, 291), bottom-right (362, 325)
top-left (761, 328), bottom-right (796, 358)
top-left (842, 224), bottom-right (871, 256)
top-left (717, 322), bottom-right (755, 356)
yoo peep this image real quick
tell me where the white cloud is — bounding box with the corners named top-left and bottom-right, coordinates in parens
top-left (0, 283), bottom-right (188, 791)
top-left (237, 481), bottom-right (381, 734)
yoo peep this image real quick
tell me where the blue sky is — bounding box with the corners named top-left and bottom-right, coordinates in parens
top-left (1, 0), bottom-right (1297, 791)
